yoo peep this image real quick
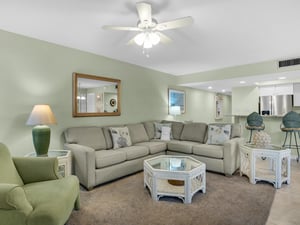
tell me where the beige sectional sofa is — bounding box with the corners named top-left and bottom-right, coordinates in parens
top-left (64, 121), bottom-right (244, 190)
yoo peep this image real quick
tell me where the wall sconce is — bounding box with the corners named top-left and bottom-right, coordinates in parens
top-left (26, 104), bottom-right (57, 156)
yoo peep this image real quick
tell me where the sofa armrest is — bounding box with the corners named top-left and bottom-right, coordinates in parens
top-left (64, 143), bottom-right (96, 190)
top-left (223, 137), bottom-right (245, 175)
top-left (0, 183), bottom-right (33, 215)
top-left (13, 157), bottom-right (60, 184)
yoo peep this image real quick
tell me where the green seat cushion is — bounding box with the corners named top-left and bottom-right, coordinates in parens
top-left (23, 176), bottom-right (79, 225)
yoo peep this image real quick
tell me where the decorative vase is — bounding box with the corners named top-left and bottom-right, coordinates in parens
top-left (252, 131), bottom-right (271, 148)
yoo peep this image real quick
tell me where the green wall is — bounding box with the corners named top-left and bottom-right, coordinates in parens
top-left (0, 29), bottom-right (229, 156)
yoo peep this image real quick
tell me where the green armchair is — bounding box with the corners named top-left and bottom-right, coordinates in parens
top-left (0, 143), bottom-right (80, 225)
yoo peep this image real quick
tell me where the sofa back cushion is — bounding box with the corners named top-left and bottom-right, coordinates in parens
top-left (126, 123), bottom-right (149, 144)
top-left (180, 122), bottom-right (208, 143)
top-left (143, 121), bottom-right (157, 140)
top-left (162, 120), bottom-right (184, 140)
top-left (64, 126), bottom-right (107, 150)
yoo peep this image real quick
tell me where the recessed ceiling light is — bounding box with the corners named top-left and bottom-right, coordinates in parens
top-left (278, 76), bottom-right (286, 80)
top-left (208, 86), bottom-right (212, 89)
top-left (240, 81), bottom-right (246, 84)
top-left (222, 89), bottom-right (226, 92)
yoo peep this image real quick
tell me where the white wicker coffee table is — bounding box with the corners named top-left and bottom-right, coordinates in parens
top-left (144, 155), bottom-right (206, 204)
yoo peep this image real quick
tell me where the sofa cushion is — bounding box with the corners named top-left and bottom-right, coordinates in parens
top-left (64, 126), bottom-right (106, 150)
top-left (95, 150), bottom-right (126, 168)
top-left (135, 142), bottom-right (167, 154)
top-left (117, 146), bottom-right (149, 160)
top-left (193, 144), bottom-right (224, 159)
top-left (110, 127), bottom-right (132, 149)
top-left (143, 121), bottom-right (157, 140)
top-left (206, 124), bottom-right (231, 145)
top-left (127, 123), bottom-right (149, 144)
top-left (167, 140), bottom-right (198, 154)
top-left (162, 120), bottom-right (184, 140)
top-left (180, 122), bottom-right (208, 143)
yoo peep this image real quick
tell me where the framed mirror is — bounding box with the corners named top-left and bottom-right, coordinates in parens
top-left (72, 73), bottom-right (121, 117)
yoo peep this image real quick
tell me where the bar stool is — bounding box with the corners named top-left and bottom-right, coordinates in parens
top-left (281, 127), bottom-right (300, 162)
top-left (245, 112), bottom-right (265, 143)
top-left (281, 111), bottom-right (300, 162)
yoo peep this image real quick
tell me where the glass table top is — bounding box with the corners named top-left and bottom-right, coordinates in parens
top-left (27, 150), bottom-right (69, 157)
top-left (244, 143), bottom-right (285, 151)
top-left (145, 156), bottom-right (202, 172)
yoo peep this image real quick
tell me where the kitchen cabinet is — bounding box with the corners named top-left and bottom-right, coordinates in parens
top-left (294, 83), bottom-right (300, 106)
top-left (259, 84), bottom-right (293, 96)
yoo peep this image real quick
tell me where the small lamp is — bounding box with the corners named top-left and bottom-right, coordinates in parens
top-left (26, 105), bottom-right (57, 156)
top-left (170, 106), bottom-right (181, 121)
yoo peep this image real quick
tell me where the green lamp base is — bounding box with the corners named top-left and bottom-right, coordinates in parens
top-left (32, 125), bottom-right (51, 156)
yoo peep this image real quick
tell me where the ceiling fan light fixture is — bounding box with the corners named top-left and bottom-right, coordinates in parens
top-left (134, 33), bottom-right (146, 46)
top-left (149, 32), bottom-right (160, 45)
top-left (143, 35), bottom-right (153, 49)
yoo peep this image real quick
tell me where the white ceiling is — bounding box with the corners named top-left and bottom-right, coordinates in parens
top-left (1, 0), bottom-right (300, 92)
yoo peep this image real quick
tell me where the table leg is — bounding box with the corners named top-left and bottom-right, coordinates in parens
top-left (294, 131), bottom-right (299, 162)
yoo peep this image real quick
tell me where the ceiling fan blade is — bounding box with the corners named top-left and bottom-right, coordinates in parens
top-left (155, 16), bottom-right (193, 31)
top-left (136, 2), bottom-right (152, 25)
top-left (157, 32), bottom-right (172, 44)
top-left (102, 25), bottom-right (142, 31)
top-left (127, 36), bottom-right (136, 45)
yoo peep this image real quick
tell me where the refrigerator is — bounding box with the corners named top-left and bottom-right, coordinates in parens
top-left (259, 95), bottom-right (293, 116)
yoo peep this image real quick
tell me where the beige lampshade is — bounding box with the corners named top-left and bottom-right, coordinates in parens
top-left (26, 105), bottom-right (57, 125)
top-left (170, 106), bottom-right (181, 116)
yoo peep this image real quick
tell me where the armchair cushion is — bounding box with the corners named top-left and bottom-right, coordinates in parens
top-left (13, 157), bottom-right (60, 184)
top-left (24, 176), bottom-right (80, 225)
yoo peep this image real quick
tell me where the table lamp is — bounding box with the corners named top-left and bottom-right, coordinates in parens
top-left (26, 104), bottom-right (57, 156)
top-left (170, 106), bottom-right (181, 121)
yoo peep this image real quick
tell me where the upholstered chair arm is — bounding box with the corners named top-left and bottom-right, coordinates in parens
top-left (223, 137), bottom-right (245, 175)
top-left (0, 183), bottom-right (33, 215)
top-left (13, 157), bottom-right (60, 184)
top-left (64, 143), bottom-right (96, 190)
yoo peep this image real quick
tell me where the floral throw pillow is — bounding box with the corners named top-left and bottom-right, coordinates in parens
top-left (154, 122), bottom-right (172, 139)
top-left (110, 127), bottom-right (132, 149)
top-left (160, 126), bottom-right (171, 141)
top-left (206, 124), bottom-right (231, 145)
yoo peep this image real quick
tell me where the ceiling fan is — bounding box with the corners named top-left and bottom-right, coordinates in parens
top-left (103, 2), bottom-right (193, 54)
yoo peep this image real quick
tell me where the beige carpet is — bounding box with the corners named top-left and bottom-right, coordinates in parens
top-left (67, 171), bottom-right (275, 225)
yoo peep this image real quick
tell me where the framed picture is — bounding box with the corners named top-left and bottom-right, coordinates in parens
top-left (168, 88), bottom-right (185, 114)
top-left (215, 95), bottom-right (223, 119)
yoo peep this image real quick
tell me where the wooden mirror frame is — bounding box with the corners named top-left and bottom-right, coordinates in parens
top-left (72, 72), bottom-right (121, 117)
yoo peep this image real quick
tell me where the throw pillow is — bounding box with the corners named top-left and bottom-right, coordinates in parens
top-left (154, 122), bottom-right (172, 139)
top-left (206, 124), bottom-right (231, 145)
top-left (110, 127), bottom-right (132, 149)
top-left (160, 126), bottom-right (171, 141)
